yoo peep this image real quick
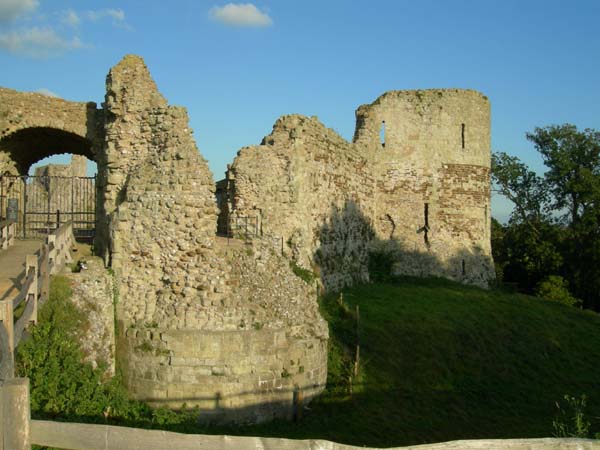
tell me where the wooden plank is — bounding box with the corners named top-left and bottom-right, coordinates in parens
top-left (0, 280), bottom-right (16, 302)
top-left (12, 267), bottom-right (35, 310)
top-left (0, 318), bottom-right (14, 380)
top-left (13, 295), bottom-right (33, 348)
top-left (27, 421), bottom-right (600, 450)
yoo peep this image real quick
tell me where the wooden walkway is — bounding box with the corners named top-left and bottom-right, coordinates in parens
top-left (0, 239), bottom-right (42, 301)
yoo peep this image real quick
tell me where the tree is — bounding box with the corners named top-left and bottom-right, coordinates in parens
top-left (527, 125), bottom-right (600, 310)
top-left (492, 124), bottom-right (600, 311)
top-left (527, 125), bottom-right (600, 226)
top-left (491, 152), bottom-right (549, 226)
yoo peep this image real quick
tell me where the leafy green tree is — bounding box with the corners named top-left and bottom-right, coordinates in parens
top-left (491, 152), bottom-right (549, 226)
top-left (527, 125), bottom-right (600, 310)
top-left (527, 125), bottom-right (600, 226)
top-left (492, 124), bottom-right (600, 310)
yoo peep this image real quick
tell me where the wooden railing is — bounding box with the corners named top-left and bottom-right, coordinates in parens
top-left (0, 221), bottom-right (74, 380)
top-left (0, 220), bottom-right (16, 250)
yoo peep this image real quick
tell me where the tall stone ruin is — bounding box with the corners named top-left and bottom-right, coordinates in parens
top-left (222, 90), bottom-right (494, 291)
top-left (103, 56), bottom-right (328, 423)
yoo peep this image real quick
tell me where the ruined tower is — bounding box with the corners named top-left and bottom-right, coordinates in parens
top-left (355, 89), bottom-right (493, 285)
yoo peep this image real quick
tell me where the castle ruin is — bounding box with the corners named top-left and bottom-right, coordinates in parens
top-left (0, 55), bottom-right (493, 422)
top-left (223, 90), bottom-right (494, 291)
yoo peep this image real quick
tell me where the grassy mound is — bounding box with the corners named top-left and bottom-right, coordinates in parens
top-left (232, 277), bottom-right (600, 446)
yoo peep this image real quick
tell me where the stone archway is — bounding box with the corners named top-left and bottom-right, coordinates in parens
top-left (0, 88), bottom-right (105, 242)
top-left (0, 87), bottom-right (103, 176)
top-left (0, 127), bottom-right (95, 175)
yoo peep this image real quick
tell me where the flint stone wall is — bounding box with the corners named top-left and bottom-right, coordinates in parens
top-left (66, 257), bottom-right (115, 376)
top-left (224, 90), bottom-right (494, 290)
top-left (104, 56), bottom-right (327, 421)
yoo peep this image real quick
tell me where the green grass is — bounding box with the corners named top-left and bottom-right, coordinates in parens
top-left (220, 276), bottom-right (600, 446)
top-left (19, 275), bottom-right (600, 448)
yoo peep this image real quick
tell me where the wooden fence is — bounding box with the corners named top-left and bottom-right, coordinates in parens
top-left (0, 221), bottom-right (74, 380)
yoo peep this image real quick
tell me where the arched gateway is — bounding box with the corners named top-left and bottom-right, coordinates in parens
top-left (0, 88), bottom-right (104, 240)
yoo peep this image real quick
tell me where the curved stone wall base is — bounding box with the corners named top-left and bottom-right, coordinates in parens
top-left (119, 325), bottom-right (328, 424)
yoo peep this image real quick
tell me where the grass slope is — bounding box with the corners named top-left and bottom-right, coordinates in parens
top-left (229, 277), bottom-right (600, 447)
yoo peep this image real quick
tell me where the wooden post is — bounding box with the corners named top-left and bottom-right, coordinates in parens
top-left (39, 244), bottom-right (50, 304)
top-left (293, 385), bottom-right (303, 422)
top-left (8, 222), bottom-right (15, 247)
top-left (25, 255), bottom-right (38, 325)
top-left (0, 224), bottom-right (5, 250)
top-left (1, 378), bottom-right (31, 450)
top-left (354, 305), bottom-right (360, 377)
top-left (47, 235), bottom-right (56, 274)
top-left (0, 299), bottom-right (15, 379)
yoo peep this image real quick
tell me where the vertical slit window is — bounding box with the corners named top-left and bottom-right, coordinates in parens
top-left (461, 123), bottom-right (465, 149)
top-left (423, 203), bottom-right (430, 248)
top-left (380, 121), bottom-right (385, 148)
top-left (462, 259), bottom-right (466, 276)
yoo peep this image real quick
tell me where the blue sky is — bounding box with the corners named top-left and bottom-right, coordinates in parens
top-left (1, 0), bottom-right (599, 221)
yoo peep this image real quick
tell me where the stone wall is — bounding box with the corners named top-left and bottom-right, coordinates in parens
top-left (223, 89), bottom-right (494, 289)
top-left (66, 257), bottom-right (115, 376)
top-left (225, 115), bottom-right (376, 292)
top-left (121, 326), bottom-right (326, 423)
top-left (104, 56), bottom-right (327, 421)
top-left (358, 90), bottom-right (493, 286)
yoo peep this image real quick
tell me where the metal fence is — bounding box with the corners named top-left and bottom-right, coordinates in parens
top-left (0, 175), bottom-right (95, 241)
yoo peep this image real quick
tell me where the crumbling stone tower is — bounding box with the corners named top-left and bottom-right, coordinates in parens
top-left (356, 89), bottom-right (493, 285)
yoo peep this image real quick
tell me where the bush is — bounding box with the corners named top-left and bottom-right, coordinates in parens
top-left (535, 276), bottom-right (582, 307)
top-left (16, 276), bottom-right (196, 428)
top-left (290, 261), bottom-right (316, 284)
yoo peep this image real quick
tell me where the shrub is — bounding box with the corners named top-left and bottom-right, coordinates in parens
top-left (553, 394), bottom-right (592, 438)
top-left (290, 261), bottom-right (316, 284)
top-left (367, 240), bottom-right (398, 282)
top-left (15, 275), bottom-right (195, 428)
top-left (535, 276), bottom-right (582, 307)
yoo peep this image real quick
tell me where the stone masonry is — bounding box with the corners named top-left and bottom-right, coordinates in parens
top-left (223, 89), bottom-right (494, 290)
top-left (103, 56), bottom-right (327, 423)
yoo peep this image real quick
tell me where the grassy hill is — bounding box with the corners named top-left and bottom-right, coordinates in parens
top-left (229, 277), bottom-right (600, 447)
top-left (20, 276), bottom-right (600, 448)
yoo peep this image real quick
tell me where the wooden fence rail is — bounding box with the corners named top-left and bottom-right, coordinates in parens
top-left (0, 220), bottom-right (15, 250)
top-left (24, 417), bottom-right (600, 450)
